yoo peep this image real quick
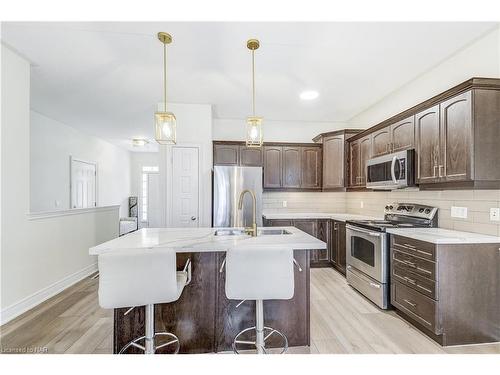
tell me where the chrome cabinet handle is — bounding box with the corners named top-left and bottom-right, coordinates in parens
top-left (404, 276), bottom-right (416, 284)
top-left (433, 165), bottom-right (438, 177)
top-left (403, 299), bottom-right (417, 307)
top-left (219, 258), bottom-right (226, 273)
top-left (438, 165), bottom-right (444, 178)
top-left (416, 249), bottom-right (433, 257)
top-left (369, 282), bottom-right (381, 289)
top-left (403, 243), bottom-right (416, 249)
top-left (124, 307), bottom-right (135, 316)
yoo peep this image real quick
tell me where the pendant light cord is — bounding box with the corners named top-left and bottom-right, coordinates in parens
top-left (252, 49), bottom-right (256, 116)
top-left (164, 42), bottom-right (167, 112)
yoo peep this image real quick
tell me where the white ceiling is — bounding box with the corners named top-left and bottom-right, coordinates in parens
top-left (1, 22), bottom-right (496, 151)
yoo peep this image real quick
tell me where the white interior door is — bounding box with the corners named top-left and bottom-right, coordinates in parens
top-left (71, 158), bottom-right (96, 209)
top-left (147, 173), bottom-right (161, 227)
top-left (171, 147), bottom-right (199, 227)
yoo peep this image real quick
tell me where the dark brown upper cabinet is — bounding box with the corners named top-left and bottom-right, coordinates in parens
top-left (347, 78), bottom-right (500, 190)
top-left (213, 143), bottom-right (239, 165)
top-left (239, 145), bottom-right (263, 167)
top-left (439, 91), bottom-right (472, 182)
top-left (391, 116), bottom-right (415, 153)
top-left (348, 139), bottom-right (361, 187)
top-left (282, 147), bottom-right (302, 188)
top-left (415, 105), bottom-right (441, 184)
top-left (371, 126), bottom-right (392, 157)
top-left (301, 147), bottom-right (322, 189)
top-left (263, 145), bottom-right (283, 189)
top-left (313, 129), bottom-right (362, 191)
top-left (359, 135), bottom-right (372, 186)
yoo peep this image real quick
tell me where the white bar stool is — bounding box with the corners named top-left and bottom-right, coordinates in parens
top-left (97, 248), bottom-right (191, 354)
top-left (223, 246), bottom-right (299, 354)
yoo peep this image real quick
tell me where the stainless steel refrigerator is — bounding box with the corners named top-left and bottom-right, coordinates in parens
top-left (213, 166), bottom-right (263, 228)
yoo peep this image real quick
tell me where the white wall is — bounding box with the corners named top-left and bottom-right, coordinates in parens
top-left (158, 103), bottom-right (213, 227)
top-left (1, 45), bottom-right (119, 324)
top-left (349, 25), bottom-right (500, 127)
top-left (30, 111), bottom-right (132, 217)
top-left (213, 118), bottom-right (357, 143)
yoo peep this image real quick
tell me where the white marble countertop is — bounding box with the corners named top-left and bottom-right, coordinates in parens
top-left (89, 227), bottom-right (326, 255)
top-left (262, 211), bottom-right (382, 222)
top-left (386, 228), bottom-right (500, 244)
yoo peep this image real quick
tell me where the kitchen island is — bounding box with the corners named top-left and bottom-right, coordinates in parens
top-left (89, 227), bottom-right (326, 353)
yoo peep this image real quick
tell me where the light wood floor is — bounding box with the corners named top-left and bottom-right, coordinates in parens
top-left (1, 268), bottom-right (499, 354)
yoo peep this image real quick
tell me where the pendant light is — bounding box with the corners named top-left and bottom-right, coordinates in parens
top-left (155, 32), bottom-right (176, 144)
top-left (245, 39), bottom-right (263, 147)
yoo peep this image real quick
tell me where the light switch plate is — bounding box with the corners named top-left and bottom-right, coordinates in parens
top-left (282, 200), bottom-right (287, 208)
top-left (451, 206), bottom-right (468, 219)
top-left (490, 208), bottom-right (500, 221)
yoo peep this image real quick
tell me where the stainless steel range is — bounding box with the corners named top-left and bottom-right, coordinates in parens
top-left (345, 203), bottom-right (438, 309)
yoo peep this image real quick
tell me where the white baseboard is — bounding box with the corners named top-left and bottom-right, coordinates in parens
top-left (0, 263), bottom-right (98, 326)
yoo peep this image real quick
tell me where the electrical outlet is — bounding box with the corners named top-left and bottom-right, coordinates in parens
top-left (451, 206), bottom-right (468, 219)
top-left (490, 208), bottom-right (500, 221)
top-left (360, 201), bottom-right (364, 209)
top-left (282, 200), bottom-right (287, 208)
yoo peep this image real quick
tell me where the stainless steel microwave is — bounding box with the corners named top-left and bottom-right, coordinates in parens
top-left (366, 149), bottom-right (415, 190)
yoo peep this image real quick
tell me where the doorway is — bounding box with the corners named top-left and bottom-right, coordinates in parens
top-left (70, 157), bottom-right (97, 209)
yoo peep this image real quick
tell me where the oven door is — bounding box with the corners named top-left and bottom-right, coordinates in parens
top-left (346, 225), bottom-right (388, 283)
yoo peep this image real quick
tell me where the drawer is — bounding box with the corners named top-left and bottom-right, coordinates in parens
top-left (392, 281), bottom-right (439, 334)
top-left (392, 235), bottom-right (436, 261)
top-left (392, 249), bottom-right (436, 281)
top-left (392, 265), bottom-right (437, 299)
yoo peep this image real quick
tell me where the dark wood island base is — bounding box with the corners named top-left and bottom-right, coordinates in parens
top-left (113, 250), bottom-right (311, 353)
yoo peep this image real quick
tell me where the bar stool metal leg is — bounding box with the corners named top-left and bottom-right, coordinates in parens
top-left (119, 304), bottom-right (180, 354)
top-left (232, 300), bottom-right (288, 354)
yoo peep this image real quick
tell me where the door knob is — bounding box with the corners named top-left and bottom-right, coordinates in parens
top-left (191, 216), bottom-right (196, 221)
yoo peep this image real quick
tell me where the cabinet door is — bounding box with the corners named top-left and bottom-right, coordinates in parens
top-left (329, 220), bottom-right (338, 266)
top-left (371, 126), bottom-right (391, 157)
top-left (265, 219), bottom-right (293, 227)
top-left (359, 135), bottom-right (372, 186)
top-left (391, 116), bottom-right (415, 152)
top-left (349, 140), bottom-right (360, 186)
top-left (263, 146), bottom-right (282, 188)
top-left (336, 222), bottom-right (347, 274)
top-left (440, 91), bottom-right (472, 182)
top-left (415, 105), bottom-right (441, 184)
top-left (282, 147), bottom-right (302, 188)
top-left (213, 144), bottom-right (239, 165)
top-left (301, 147), bottom-right (322, 189)
top-left (315, 220), bottom-right (330, 262)
top-left (322, 135), bottom-right (345, 189)
top-left (239, 146), bottom-right (262, 167)
top-left (293, 220), bottom-right (317, 237)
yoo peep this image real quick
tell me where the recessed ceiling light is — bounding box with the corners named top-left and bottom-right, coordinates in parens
top-left (300, 90), bottom-right (319, 101)
top-left (132, 139), bottom-right (149, 147)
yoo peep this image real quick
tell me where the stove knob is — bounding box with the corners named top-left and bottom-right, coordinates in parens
top-left (385, 205), bottom-right (390, 210)
top-left (419, 208), bottom-right (425, 213)
top-left (389, 205), bottom-right (393, 210)
top-left (425, 208), bottom-right (431, 214)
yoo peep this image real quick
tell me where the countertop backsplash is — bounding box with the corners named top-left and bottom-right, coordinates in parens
top-left (263, 190), bottom-right (500, 236)
top-left (347, 189), bottom-right (500, 236)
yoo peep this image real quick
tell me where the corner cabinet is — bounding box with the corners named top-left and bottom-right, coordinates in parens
top-left (329, 220), bottom-right (347, 274)
top-left (314, 129), bottom-right (362, 191)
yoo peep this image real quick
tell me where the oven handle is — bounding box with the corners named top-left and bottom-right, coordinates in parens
top-left (391, 155), bottom-right (398, 184)
top-left (346, 224), bottom-right (381, 237)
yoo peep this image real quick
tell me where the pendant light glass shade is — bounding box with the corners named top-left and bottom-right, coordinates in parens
top-left (155, 111), bottom-right (176, 145)
top-left (245, 39), bottom-right (263, 148)
top-left (155, 32), bottom-right (176, 144)
top-left (246, 116), bottom-right (263, 147)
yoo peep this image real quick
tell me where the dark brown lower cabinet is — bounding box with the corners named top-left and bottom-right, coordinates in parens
top-left (390, 235), bottom-right (500, 346)
top-left (264, 217), bottom-right (346, 270)
top-left (329, 220), bottom-right (347, 274)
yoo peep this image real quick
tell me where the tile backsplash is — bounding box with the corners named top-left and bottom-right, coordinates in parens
top-left (263, 189), bottom-right (500, 236)
top-left (347, 189), bottom-right (500, 236)
top-left (263, 192), bottom-right (347, 213)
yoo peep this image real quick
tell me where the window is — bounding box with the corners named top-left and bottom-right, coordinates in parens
top-left (141, 166), bottom-right (159, 222)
